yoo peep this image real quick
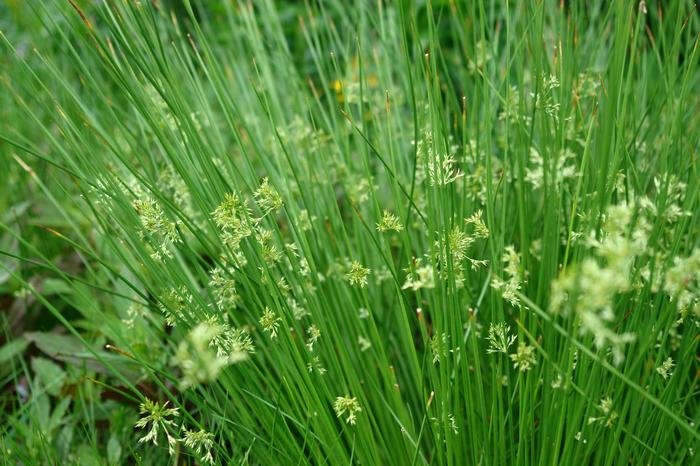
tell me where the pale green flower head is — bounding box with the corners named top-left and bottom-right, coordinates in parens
top-left (333, 396), bottom-right (362, 425)
top-left (171, 321), bottom-right (247, 389)
top-left (134, 399), bottom-right (179, 455)
top-left (254, 177), bottom-right (284, 214)
top-left (260, 306), bottom-right (282, 338)
top-left (182, 428), bottom-right (215, 465)
top-left (486, 322), bottom-right (516, 354)
top-left (376, 210), bottom-right (403, 233)
top-left (510, 343), bottom-right (537, 372)
top-left (346, 260), bottom-right (370, 288)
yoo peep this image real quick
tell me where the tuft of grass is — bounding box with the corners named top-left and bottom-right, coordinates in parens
top-left (1, 1), bottom-right (699, 464)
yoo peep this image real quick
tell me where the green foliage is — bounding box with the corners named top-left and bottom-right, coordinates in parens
top-left (1, 0), bottom-right (699, 464)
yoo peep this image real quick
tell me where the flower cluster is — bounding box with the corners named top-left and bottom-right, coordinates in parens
top-left (159, 286), bottom-right (194, 327)
top-left (510, 343), bottom-right (537, 372)
top-left (492, 246), bottom-right (523, 308)
top-left (212, 193), bottom-right (253, 249)
top-left (376, 210), bottom-right (403, 233)
top-left (346, 260), bottom-right (370, 288)
top-left (525, 147), bottom-right (577, 190)
top-left (208, 266), bottom-right (241, 310)
top-left (656, 357), bottom-right (675, 380)
top-left (171, 321), bottom-right (248, 389)
top-left (182, 429), bottom-right (215, 464)
top-left (588, 396), bottom-right (618, 428)
top-left (254, 177), bottom-right (283, 214)
top-left (259, 306), bottom-right (281, 338)
top-left (465, 210), bottom-right (490, 239)
top-left (306, 325), bottom-right (321, 351)
top-left (664, 248), bottom-right (700, 315)
top-left (333, 396), bottom-right (362, 425)
top-left (433, 213), bottom-right (490, 287)
top-left (486, 322), bottom-right (516, 354)
top-left (135, 399), bottom-right (180, 455)
top-left (415, 129), bottom-right (463, 187)
top-left (205, 315), bottom-right (255, 358)
top-left (550, 203), bottom-right (645, 364)
top-left (135, 398), bottom-right (218, 463)
top-left (402, 258), bottom-right (435, 291)
top-left (133, 195), bottom-right (181, 261)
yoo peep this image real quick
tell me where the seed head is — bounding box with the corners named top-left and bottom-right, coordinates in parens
top-left (208, 267), bottom-right (240, 310)
top-left (346, 260), bottom-right (370, 288)
top-left (307, 355), bottom-right (327, 374)
top-left (357, 335), bottom-right (372, 352)
top-left (402, 258), bottom-right (435, 291)
top-left (212, 193), bottom-right (253, 248)
top-left (465, 210), bottom-right (489, 238)
top-left (260, 307), bottom-right (281, 338)
top-left (376, 210), bottom-right (404, 233)
top-left (306, 325), bottom-right (321, 351)
top-left (182, 428), bottom-right (215, 464)
top-left (333, 396), bottom-right (362, 425)
top-left (486, 322), bottom-right (516, 354)
top-left (171, 322), bottom-right (244, 389)
top-left (656, 357), bottom-right (675, 380)
top-left (134, 398), bottom-right (179, 455)
top-left (510, 343), bottom-right (537, 372)
top-left (254, 177), bottom-right (283, 214)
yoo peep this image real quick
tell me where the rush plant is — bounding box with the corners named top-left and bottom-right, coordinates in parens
top-left (1, 1), bottom-right (698, 465)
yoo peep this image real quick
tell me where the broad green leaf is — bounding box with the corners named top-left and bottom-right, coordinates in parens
top-left (0, 337), bottom-right (28, 363)
top-left (31, 357), bottom-right (66, 397)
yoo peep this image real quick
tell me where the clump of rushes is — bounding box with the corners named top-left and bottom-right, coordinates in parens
top-left (2, 1), bottom-right (700, 465)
